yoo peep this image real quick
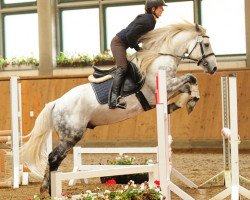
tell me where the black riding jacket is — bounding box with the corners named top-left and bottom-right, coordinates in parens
top-left (117, 13), bottom-right (156, 51)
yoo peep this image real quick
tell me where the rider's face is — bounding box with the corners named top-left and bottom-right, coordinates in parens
top-left (154, 6), bottom-right (164, 17)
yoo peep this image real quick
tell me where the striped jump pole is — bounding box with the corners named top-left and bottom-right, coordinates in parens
top-left (210, 74), bottom-right (250, 200)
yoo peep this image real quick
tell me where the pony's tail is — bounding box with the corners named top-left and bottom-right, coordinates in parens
top-left (20, 101), bottom-right (56, 179)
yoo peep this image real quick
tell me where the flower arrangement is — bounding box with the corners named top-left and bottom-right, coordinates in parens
top-left (107, 154), bottom-right (136, 165)
top-left (92, 50), bottom-right (115, 66)
top-left (0, 51), bottom-right (114, 70)
top-left (31, 180), bottom-right (164, 200)
top-left (101, 154), bottom-right (154, 184)
top-left (56, 52), bottom-right (92, 67)
top-left (0, 56), bottom-right (39, 70)
top-left (0, 57), bottom-right (8, 70)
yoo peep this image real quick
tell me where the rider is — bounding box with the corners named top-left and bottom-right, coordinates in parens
top-left (109, 0), bottom-right (166, 109)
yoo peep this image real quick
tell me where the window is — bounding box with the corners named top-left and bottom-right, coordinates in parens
top-left (105, 4), bottom-right (144, 53)
top-left (201, 0), bottom-right (246, 55)
top-left (4, 13), bottom-right (39, 59)
top-left (105, 2), bottom-right (194, 52)
top-left (61, 8), bottom-right (100, 56)
top-left (156, 1), bottom-right (194, 28)
top-left (2, 0), bottom-right (36, 7)
top-left (3, 0), bottom-right (36, 3)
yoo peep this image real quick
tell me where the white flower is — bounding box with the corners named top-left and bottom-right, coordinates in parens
top-left (104, 190), bottom-right (111, 194)
top-left (146, 159), bottom-right (154, 164)
top-left (97, 193), bottom-right (105, 198)
top-left (116, 156), bottom-right (121, 161)
top-left (85, 190), bottom-right (92, 194)
top-left (71, 194), bottom-right (83, 200)
top-left (140, 183), bottom-right (146, 190)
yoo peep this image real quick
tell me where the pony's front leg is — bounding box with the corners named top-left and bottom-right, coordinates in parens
top-left (168, 83), bottom-right (192, 114)
top-left (186, 83), bottom-right (200, 113)
top-left (167, 74), bottom-right (199, 114)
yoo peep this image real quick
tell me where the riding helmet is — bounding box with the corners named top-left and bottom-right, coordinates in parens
top-left (145, 0), bottom-right (167, 11)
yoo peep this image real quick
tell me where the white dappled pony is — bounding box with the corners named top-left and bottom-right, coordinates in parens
top-left (21, 22), bottom-right (217, 194)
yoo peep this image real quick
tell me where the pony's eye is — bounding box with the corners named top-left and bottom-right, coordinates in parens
top-left (204, 43), bottom-right (210, 47)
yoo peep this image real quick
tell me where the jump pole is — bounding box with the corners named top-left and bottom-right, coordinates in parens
top-left (156, 69), bottom-right (194, 200)
top-left (0, 76), bottom-right (22, 188)
top-left (200, 75), bottom-right (250, 189)
top-left (209, 74), bottom-right (250, 200)
top-left (69, 145), bottom-right (198, 188)
top-left (0, 77), bottom-right (20, 188)
top-left (10, 76), bottom-right (20, 188)
top-left (199, 75), bottom-right (231, 187)
top-left (0, 77), bottom-right (52, 188)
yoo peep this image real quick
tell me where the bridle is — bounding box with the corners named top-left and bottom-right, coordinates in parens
top-left (159, 35), bottom-right (215, 67)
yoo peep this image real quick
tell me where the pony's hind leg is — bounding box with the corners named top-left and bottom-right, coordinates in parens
top-left (40, 129), bottom-right (84, 195)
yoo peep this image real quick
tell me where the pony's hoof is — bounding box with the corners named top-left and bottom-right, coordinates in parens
top-left (40, 185), bottom-right (48, 194)
top-left (187, 74), bottom-right (197, 84)
top-left (186, 100), bottom-right (196, 114)
top-left (39, 191), bottom-right (50, 200)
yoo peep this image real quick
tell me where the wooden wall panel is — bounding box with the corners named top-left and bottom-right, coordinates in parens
top-left (0, 69), bottom-right (249, 148)
top-left (20, 78), bottom-right (89, 135)
top-left (171, 70), bottom-right (250, 142)
top-left (0, 80), bottom-right (10, 131)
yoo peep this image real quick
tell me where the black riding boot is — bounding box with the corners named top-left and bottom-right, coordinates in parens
top-left (109, 67), bottom-right (127, 109)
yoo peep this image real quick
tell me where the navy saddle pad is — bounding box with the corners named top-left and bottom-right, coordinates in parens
top-left (91, 79), bottom-right (112, 104)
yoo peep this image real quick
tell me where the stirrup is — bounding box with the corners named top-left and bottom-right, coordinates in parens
top-left (116, 96), bottom-right (127, 109)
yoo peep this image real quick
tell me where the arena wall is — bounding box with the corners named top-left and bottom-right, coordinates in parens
top-left (0, 68), bottom-right (249, 149)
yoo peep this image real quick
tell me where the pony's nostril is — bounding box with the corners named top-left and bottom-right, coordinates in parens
top-left (213, 67), bottom-right (217, 73)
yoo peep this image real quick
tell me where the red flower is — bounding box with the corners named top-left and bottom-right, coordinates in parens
top-left (154, 180), bottom-right (161, 188)
top-left (105, 179), bottom-right (117, 186)
top-left (61, 191), bottom-right (68, 196)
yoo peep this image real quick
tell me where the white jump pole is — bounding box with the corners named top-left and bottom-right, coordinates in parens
top-left (200, 75), bottom-right (250, 188)
top-left (156, 69), bottom-right (194, 200)
top-left (210, 74), bottom-right (250, 200)
top-left (10, 76), bottom-right (20, 188)
top-left (68, 147), bottom-right (158, 186)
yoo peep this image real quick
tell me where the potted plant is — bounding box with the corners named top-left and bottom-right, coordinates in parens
top-left (56, 52), bottom-right (92, 67)
top-left (100, 154), bottom-right (153, 184)
top-left (0, 56), bottom-right (39, 70)
top-left (0, 57), bottom-right (9, 70)
top-left (92, 50), bottom-right (115, 66)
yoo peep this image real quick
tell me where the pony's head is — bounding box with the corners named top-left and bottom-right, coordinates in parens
top-left (139, 22), bottom-right (217, 75)
top-left (184, 24), bottom-right (217, 74)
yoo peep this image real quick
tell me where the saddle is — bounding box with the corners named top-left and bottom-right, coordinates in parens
top-left (90, 61), bottom-right (151, 111)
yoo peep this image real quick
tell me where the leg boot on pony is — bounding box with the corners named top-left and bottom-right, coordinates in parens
top-left (109, 67), bottom-right (127, 109)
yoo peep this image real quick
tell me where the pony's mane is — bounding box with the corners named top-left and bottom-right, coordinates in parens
top-left (132, 22), bottom-right (207, 75)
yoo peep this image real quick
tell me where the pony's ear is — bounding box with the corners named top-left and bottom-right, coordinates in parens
top-left (195, 23), bottom-right (200, 31)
